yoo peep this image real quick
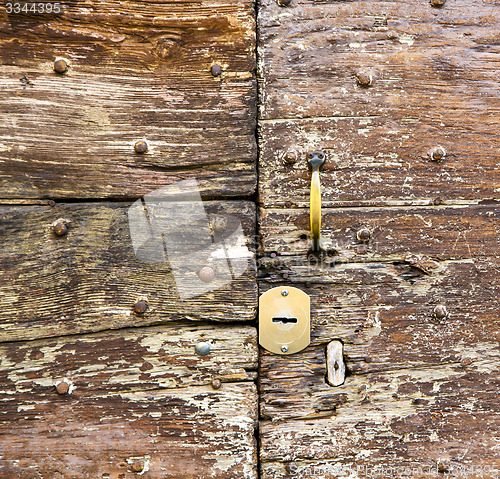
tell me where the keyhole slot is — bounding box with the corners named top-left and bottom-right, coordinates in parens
top-left (272, 317), bottom-right (298, 324)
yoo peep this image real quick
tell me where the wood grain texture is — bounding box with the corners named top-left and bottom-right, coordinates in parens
top-left (0, 201), bottom-right (257, 342)
top-left (259, 259), bottom-right (500, 420)
top-left (257, 0), bottom-right (500, 206)
top-left (0, 323), bottom-right (258, 478)
top-left (259, 204), bottom-right (500, 260)
top-left (0, 0), bottom-right (256, 199)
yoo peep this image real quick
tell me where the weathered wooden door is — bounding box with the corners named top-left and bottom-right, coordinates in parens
top-left (257, 0), bottom-right (500, 477)
top-left (1, 0), bottom-right (499, 478)
top-left (0, 1), bottom-right (259, 477)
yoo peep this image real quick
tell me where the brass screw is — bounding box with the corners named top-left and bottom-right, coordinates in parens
top-left (433, 304), bottom-right (448, 321)
top-left (54, 58), bottom-right (69, 74)
top-left (131, 459), bottom-right (145, 473)
top-left (356, 71), bottom-right (373, 87)
top-left (134, 300), bottom-right (148, 314)
top-left (211, 378), bottom-right (222, 389)
top-left (357, 228), bottom-right (371, 242)
top-left (199, 266), bottom-right (215, 283)
top-left (134, 140), bottom-right (148, 154)
top-left (211, 64), bottom-right (222, 77)
top-left (429, 146), bottom-right (446, 161)
top-left (283, 151), bottom-right (297, 164)
top-left (53, 221), bottom-right (68, 237)
top-left (55, 380), bottom-right (71, 395)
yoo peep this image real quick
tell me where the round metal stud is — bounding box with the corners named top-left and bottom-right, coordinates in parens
top-left (281, 289), bottom-right (289, 297)
top-left (195, 342), bottom-right (211, 356)
top-left (281, 345), bottom-right (289, 353)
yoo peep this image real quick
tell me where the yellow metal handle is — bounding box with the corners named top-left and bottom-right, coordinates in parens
top-left (308, 151), bottom-right (325, 252)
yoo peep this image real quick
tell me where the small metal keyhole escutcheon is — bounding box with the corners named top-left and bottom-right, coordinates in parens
top-left (259, 286), bottom-right (310, 355)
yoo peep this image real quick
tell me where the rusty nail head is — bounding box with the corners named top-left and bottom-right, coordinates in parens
top-left (48, 200), bottom-right (56, 207)
top-left (134, 300), bottom-right (148, 314)
top-left (54, 58), bottom-right (69, 74)
top-left (356, 71), bottom-right (373, 87)
top-left (134, 140), bottom-right (148, 154)
top-left (55, 380), bottom-right (70, 395)
top-left (211, 64), bottom-right (222, 77)
top-left (199, 266), bottom-right (215, 283)
top-left (53, 221), bottom-right (68, 237)
top-left (430, 0), bottom-right (446, 6)
top-left (278, 0), bottom-right (292, 5)
top-left (433, 304), bottom-right (448, 320)
top-left (430, 146), bottom-right (446, 161)
top-left (212, 216), bottom-right (227, 234)
top-left (211, 378), bottom-right (221, 389)
top-left (284, 201), bottom-right (292, 208)
top-left (357, 228), bottom-right (371, 242)
top-left (131, 459), bottom-right (145, 473)
top-left (195, 341), bottom-right (211, 356)
top-left (437, 458), bottom-right (450, 473)
top-left (284, 151), bottom-right (297, 164)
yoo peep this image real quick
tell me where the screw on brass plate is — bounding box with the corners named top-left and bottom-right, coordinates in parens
top-left (53, 221), bottom-right (68, 237)
top-left (134, 300), bottom-right (148, 314)
top-left (429, 146), bottom-right (446, 161)
top-left (199, 266), bottom-right (215, 283)
top-left (134, 140), bottom-right (148, 154)
top-left (54, 58), bottom-right (69, 74)
top-left (356, 70), bottom-right (373, 87)
top-left (195, 341), bottom-right (211, 356)
top-left (281, 345), bottom-right (289, 353)
top-left (433, 304), bottom-right (448, 321)
top-left (281, 289), bottom-right (289, 297)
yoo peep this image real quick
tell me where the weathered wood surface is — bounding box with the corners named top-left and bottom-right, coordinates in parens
top-left (258, 258), bottom-right (500, 476)
top-left (0, 0), bottom-right (256, 199)
top-left (259, 260), bottom-right (500, 419)
top-left (259, 204), bottom-right (500, 259)
top-left (0, 201), bottom-right (257, 342)
top-left (257, 0), bottom-right (500, 206)
top-left (0, 323), bottom-right (258, 477)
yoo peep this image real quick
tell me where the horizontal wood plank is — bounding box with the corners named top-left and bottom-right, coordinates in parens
top-left (258, 118), bottom-right (500, 207)
top-left (0, 383), bottom-right (258, 478)
top-left (259, 205), bottom-right (500, 260)
top-left (0, 0), bottom-right (256, 199)
top-left (257, 0), bottom-right (499, 206)
top-left (0, 201), bottom-right (257, 342)
top-left (0, 323), bottom-right (258, 398)
top-left (260, 364), bottom-right (500, 477)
